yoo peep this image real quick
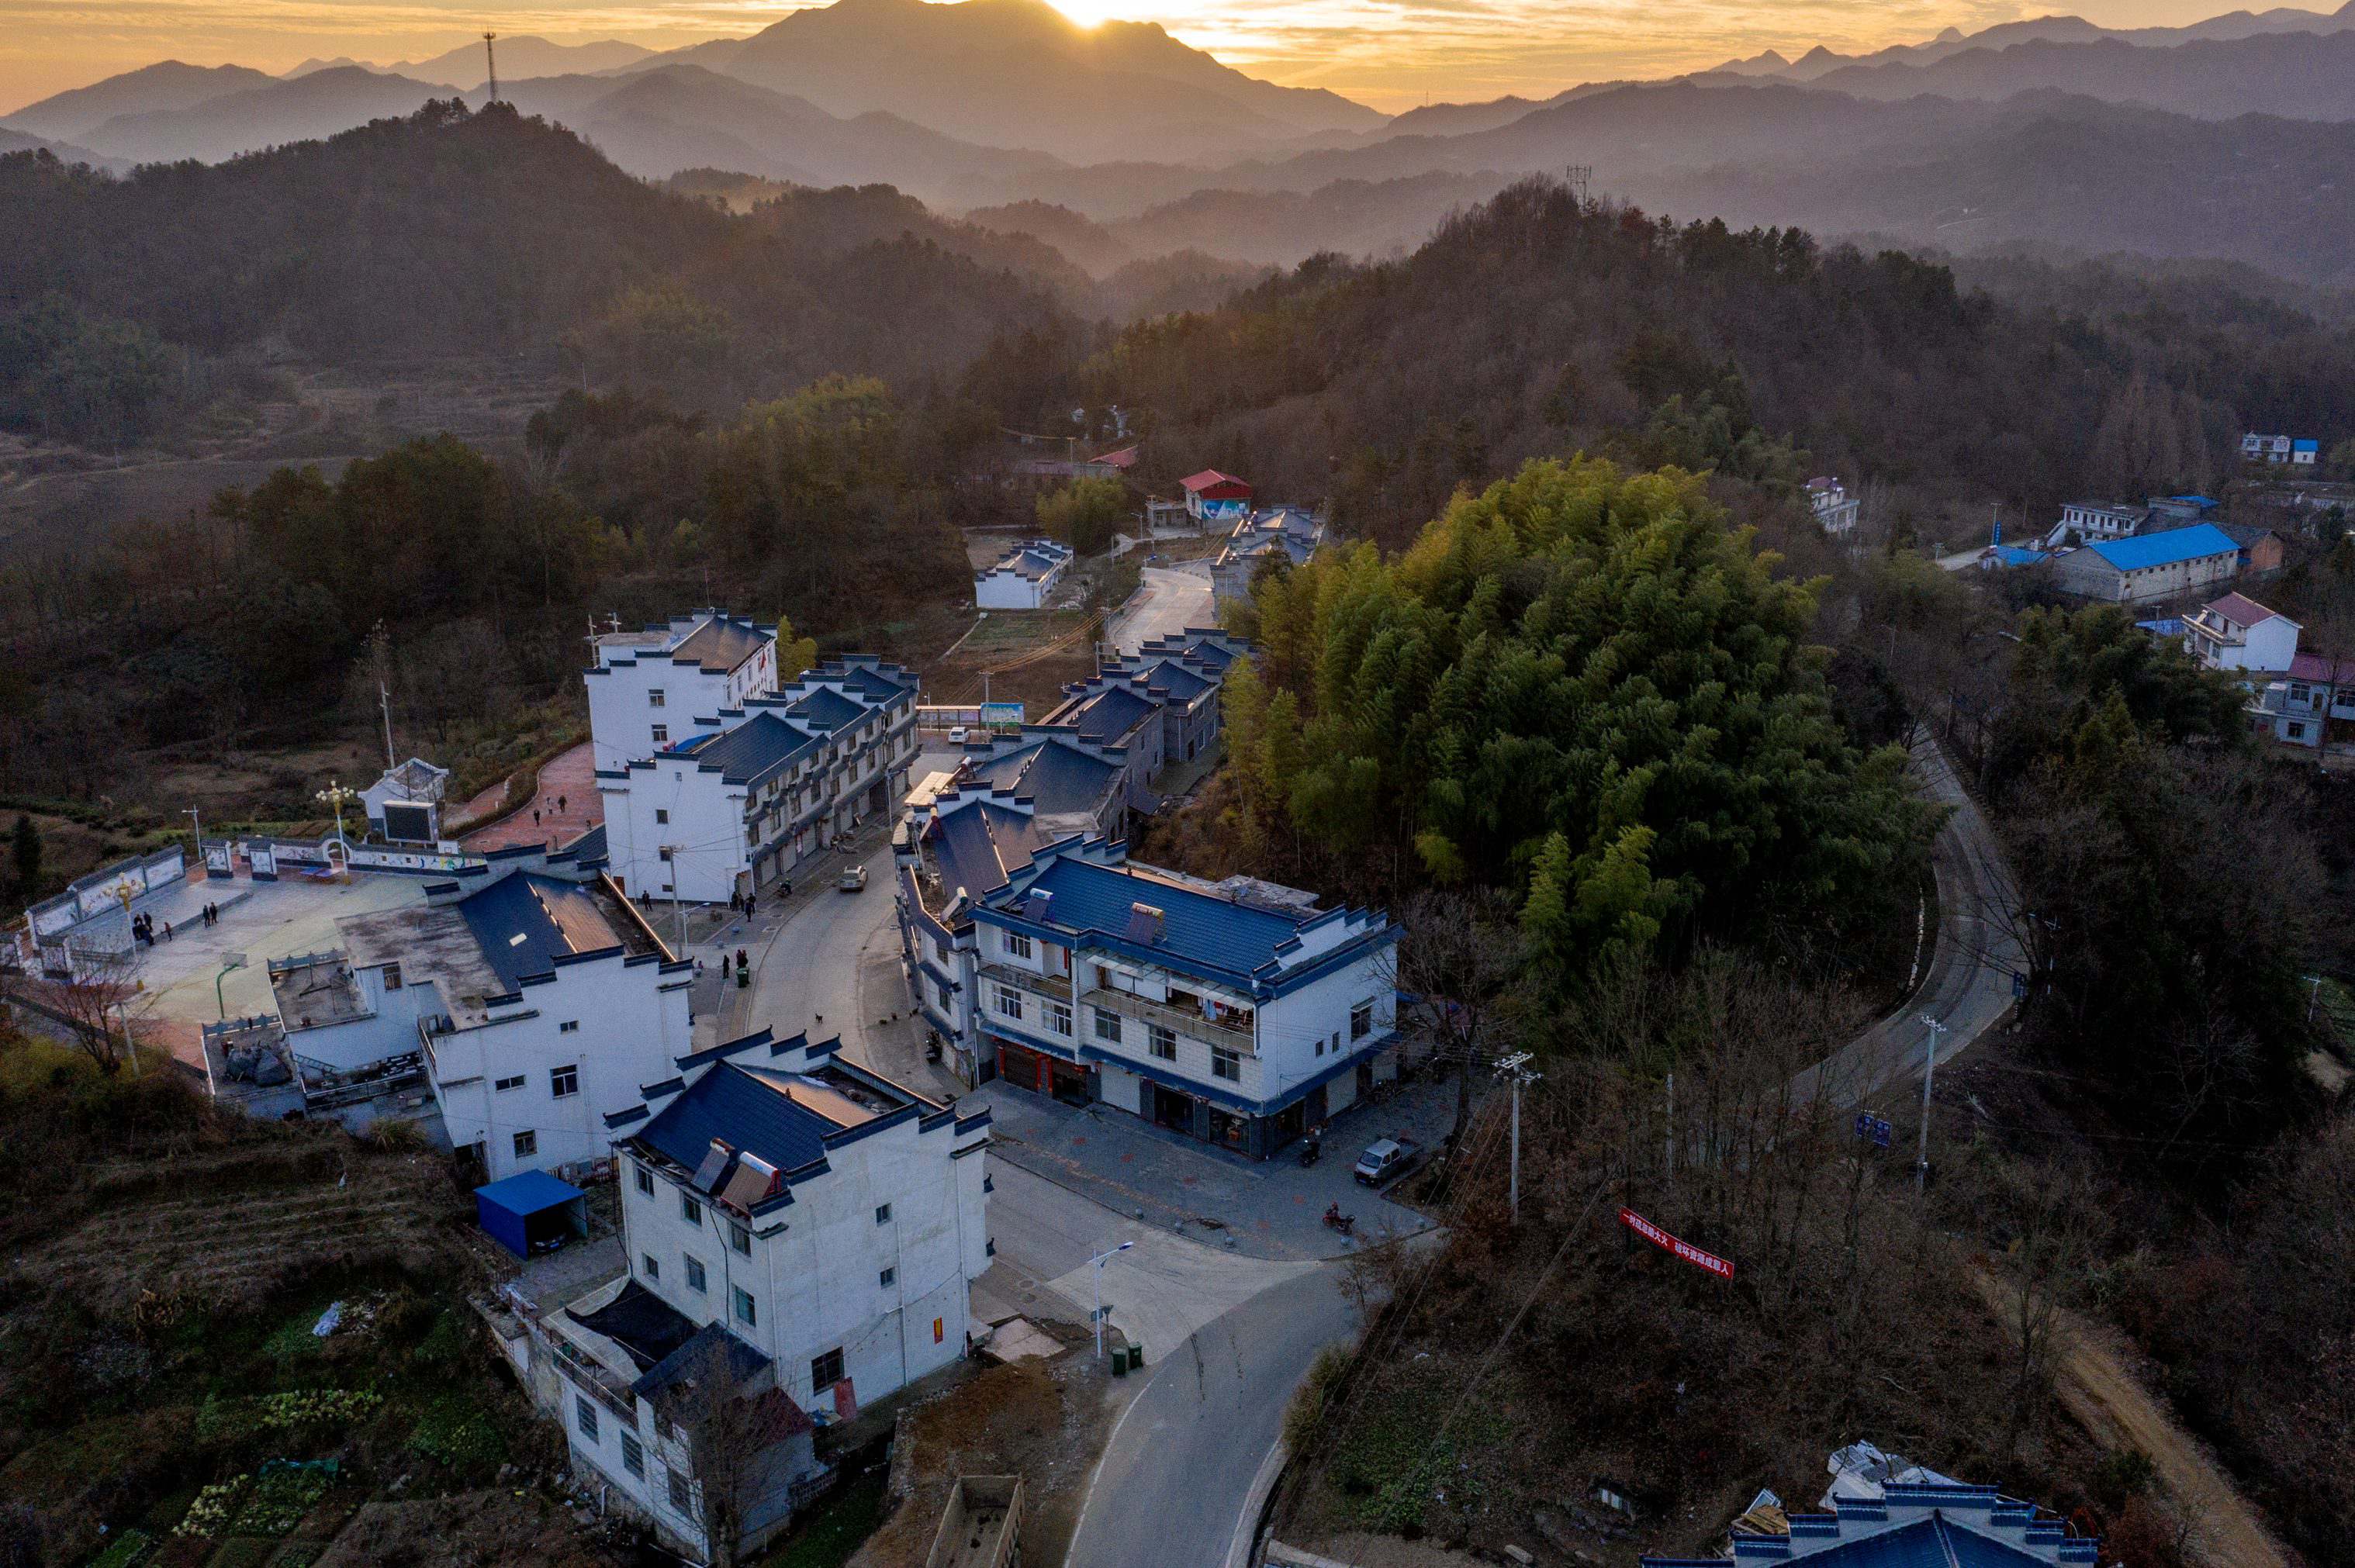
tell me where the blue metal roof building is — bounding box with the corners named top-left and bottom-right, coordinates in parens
top-left (2080, 523), bottom-right (2237, 572)
top-left (1645, 1481), bottom-right (2097, 1568)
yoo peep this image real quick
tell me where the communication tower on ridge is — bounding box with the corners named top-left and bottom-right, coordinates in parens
top-left (483, 33), bottom-right (498, 104)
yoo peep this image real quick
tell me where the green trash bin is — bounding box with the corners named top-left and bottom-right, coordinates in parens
top-left (1129, 1342), bottom-right (1144, 1369)
top-left (1110, 1345), bottom-right (1129, 1376)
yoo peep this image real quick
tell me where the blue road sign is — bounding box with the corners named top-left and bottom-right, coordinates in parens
top-left (1855, 1113), bottom-right (1893, 1148)
top-left (2012, 972), bottom-right (2028, 999)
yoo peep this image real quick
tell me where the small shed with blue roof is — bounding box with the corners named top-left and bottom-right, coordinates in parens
top-left (474, 1169), bottom-right (589, 1259)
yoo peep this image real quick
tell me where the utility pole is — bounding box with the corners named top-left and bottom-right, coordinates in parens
top-left (1090, 1240), bottom-right (1133, 1360)
top-left (1916, 1014), bottom-right (1948, 1193)
top-left (184, 806), bottom-right (204, 868)
top-left (1494, 1051), bottom-right (1541, 1222)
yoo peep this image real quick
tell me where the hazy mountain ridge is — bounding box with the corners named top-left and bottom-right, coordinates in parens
top-left (2, 60), bottom-right (276, 142)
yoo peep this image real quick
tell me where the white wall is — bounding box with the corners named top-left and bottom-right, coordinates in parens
top-left (429, 954), bottom-right (692, 1180)
top-left (603, 761), bottom-right (751, 906)
top-left (976, 570), bottom-right (1046, 610)
top-left (618, 1100), bottom-right (988, 1413)
top-left (282, 958), bottom-right (432, 1072)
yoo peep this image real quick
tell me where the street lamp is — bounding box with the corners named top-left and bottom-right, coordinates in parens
top-left (316, 779), bottom-right (359, 865)
top-left (216, 952), bottom-right (247, 1021)
top-left (1090, 1239), bottom-right (1134, 1361)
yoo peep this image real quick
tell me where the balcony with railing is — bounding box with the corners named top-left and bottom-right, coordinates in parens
top-left (979, 961), bottom-right (1072, 1003)
top-left (1081, 987), bottom-right (1255, 1053)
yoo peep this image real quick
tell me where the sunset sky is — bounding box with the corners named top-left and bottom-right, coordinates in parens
top-left (0, 0), bottom-right (2305, 116)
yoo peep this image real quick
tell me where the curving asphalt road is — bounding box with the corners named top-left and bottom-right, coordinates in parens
top-left (1791, 730), bottom-right (2025, 1114)
top-left (1067, 1265), bottom-right (1359, 1568)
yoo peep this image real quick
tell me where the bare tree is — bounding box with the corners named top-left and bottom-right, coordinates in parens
top-left (657, 1330), bottom-right (814, 1568)
top-left (1385, 887), bottom-right (1528, 1156)
top-left (37, 945), bottom-right (149, 1074)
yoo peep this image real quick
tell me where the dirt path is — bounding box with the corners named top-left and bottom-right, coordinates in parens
top-left (1974, 1273), bottom-right (2288, 1568)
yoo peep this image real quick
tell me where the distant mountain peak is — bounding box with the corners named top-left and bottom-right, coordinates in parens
top-left (1935, 26), bottom-right (1966, 40)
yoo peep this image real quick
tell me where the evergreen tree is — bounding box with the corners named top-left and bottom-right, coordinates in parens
top-left (9, 813), bottom-right (40, 900)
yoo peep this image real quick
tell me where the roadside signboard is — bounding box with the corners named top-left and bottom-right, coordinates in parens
top-left (1855, 1112), bottom-right (1893, 1148)
top-left (979, 702), bottom-right (1025, 730)
top-left (1618, 1207), bottom-right (1735, 1281)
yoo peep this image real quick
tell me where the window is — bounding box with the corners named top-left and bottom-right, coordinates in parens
top-left (1093, 1007), bottom-right (1123, 1044)
top-left (875, 1203), bottom-right (893, 1224)
top-left (1046, 1000), bottom-right (1072, 1035)
top-left (668, 1472), bottom-right (692, 1513)
top-left (937, 979), bottom-right (953, 1009)
top-left (642, 1253), bottom-right (660, 1280)
top-left (620, 1432), bottom-right (645, 1479)
top-left (513, 1130), bottom-right (537, 1158)
top-left (1212, 1046), bottom-right (1240, 1082)
top-left (654, 807), bottom-right (669, 824)
top-left (685, 1255), bottom-right (707, 1293)
top-left (811, 1347), bottom-right (845, 1389)
top-left (2289, 721), bottom-right (2308, 739)
top-left (635, 1166), bottom-right (654, 1197)
top-left (576, 1395), bottom-right (600, 1442)
top-left (994, 984), bottom-right (1024, 1021)
top-left (934, 936), bottom-right (950, 964)
top-left (880, 1266), bottom-right (896, 1288)
top-left (681, 1194), bottom-right (702, 1225)
top-left (1149, 1024), bottom-right (1176, 1062)
top-left (1315, 1037), bottom-right (1324, 1057)
top-left (650, 724), bottom-right (669, 744)
top-left (1350, 1000), bottom-right (1375, 1041)
top-left (558, 1020), bottom-right (579, 1034)
top-left (648, 689), bottom-right (666, 708)
top-left (659, 847), bottom-right (673, 862)
top-left (732, 1286), bottom-right (756, 1326)
top-left (729, 1222), bottom-right (751, 1255)
top-left (495, 1074), bottom-right (526, 1093)
top-left (1005, 931), bottom-right (1034, 960)
top-left (382, 963), bottom-right (402, 990)
top-left (551, 1063), bottom-right (579, 1097)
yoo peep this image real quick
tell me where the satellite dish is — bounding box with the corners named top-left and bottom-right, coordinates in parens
top-left (1070, 408), bottom-right (1086, 423)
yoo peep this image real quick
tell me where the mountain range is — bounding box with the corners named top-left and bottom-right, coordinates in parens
top-left (9, 0), bottom-right (2355, 286)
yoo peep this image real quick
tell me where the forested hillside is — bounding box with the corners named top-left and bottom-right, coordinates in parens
top-left (1046, 177), bottom-right (2355, 539)
top-left (0, 101), bottom-right (1077, 441)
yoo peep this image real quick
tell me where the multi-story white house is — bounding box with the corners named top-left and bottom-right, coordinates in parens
top-left (2252, 653), bottom-right (2355, 752)
top-left (973, 540), bottom-right (1074, 610)
top-left (600, 659), bottom-right (920, 904)
top-left (327, 858), bottom-right (693, 1179)
top-left (2182, 592), bottom-right (2301, 674)
top-left (509, 1029), bottom-right (991, 1559)
top-left (940, 837), bottom-right (1400, 1158)
top-left (2242, 433), bottom-right (2320, 467)
top-left (586, 611), bottom-right (781, 773)
top-left (1804, 476), bottom-right (1861, 534)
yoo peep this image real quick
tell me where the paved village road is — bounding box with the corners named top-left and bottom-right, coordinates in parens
top-left (1067, 1263), bottom-right (1358, 1568)
top-left (1108, 564), bottom-right (1214, 654)
top-left (1791, 730), bottom-right (2025, 1115)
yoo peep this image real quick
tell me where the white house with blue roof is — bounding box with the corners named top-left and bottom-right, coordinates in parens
top-left (974, 538), bottom-right (1074, 610)
top-left (325, 855), bottom-right (694, 1181)
top-left (2049, 523), bottom-right (2242, 604)
top-left (1645, 1480), bottom-right (2098, 1568)
top-left (1039, 627), bottom-right (1248, 803)
top-left (955, 835), bottom-right (1402, 1157)
top-left (600, 658), bottom-right (920, 904)
top-left (584, 610), bottom-right (782, 773)
top-left (597, 1027), bottom-right (991, 1427)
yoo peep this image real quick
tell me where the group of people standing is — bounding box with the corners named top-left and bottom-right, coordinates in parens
top-left (128, 900), bottom-right (220, 946)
